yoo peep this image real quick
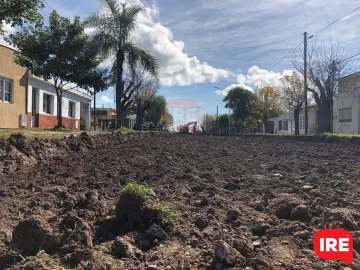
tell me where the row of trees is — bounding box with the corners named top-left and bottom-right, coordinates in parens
top-left (3, 0), bottom-right (160, 130)
top-left (202, 71), bottom-right (306, 134)
top-left (205, 41), bottom-right (353, 135)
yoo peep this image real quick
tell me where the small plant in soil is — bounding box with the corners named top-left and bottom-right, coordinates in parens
top-left (123, 183), bottom-right (155, 200)
top-left (154, 202), bottom-right (179, 226)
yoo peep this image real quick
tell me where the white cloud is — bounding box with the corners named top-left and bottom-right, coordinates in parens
top-left (108, 0), bottom-right (234, 86)
top-left (215, 83), bottom-right (254, 96)
top-left (100, 95), bottom-right (112, 104)
top-left (237, 66), bottom-right (294, 89)
top-left (1, 21), bottom-right (15, 34)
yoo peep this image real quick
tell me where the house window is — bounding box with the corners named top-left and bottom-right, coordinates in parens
top-left (339, 107), bottom-right (352, 122)
top-left (283, 120), bottom-right (288, 130)
top-left (279, 120), bottom-right (282, 130)
top-left (43, 93), bottom-right (54, 114)
top-left (0, 78), bottom-right (13, 103)
top-left (69, 101), bottom-right (76, 118)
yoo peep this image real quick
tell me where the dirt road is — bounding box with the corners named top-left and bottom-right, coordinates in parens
top-left (0, 133), bottom-right (359, 269)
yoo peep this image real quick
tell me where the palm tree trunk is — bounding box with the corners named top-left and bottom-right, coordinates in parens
top-left (115, 54), bottom-right (125, 128)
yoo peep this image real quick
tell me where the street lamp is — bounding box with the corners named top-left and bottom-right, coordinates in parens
top-left (214, 86), bottom-right (231, 133)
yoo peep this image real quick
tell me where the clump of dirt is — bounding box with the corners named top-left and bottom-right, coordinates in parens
top-left (12, 216), bottom-right (59, 256)
top-left (11, 251), bottom-right (64, 270)
top-left (115, 183), bottom-right (159, 229)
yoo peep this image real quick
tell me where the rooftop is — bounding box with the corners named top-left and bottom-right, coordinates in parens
top-left (338, 71), bottom-right (360, 81)
top-left (29, 74), bottom-right (93, 101)
top-left (0, 39), bottom-right (18, 52)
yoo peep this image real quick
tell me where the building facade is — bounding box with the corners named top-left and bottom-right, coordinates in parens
top-left (91, 107), bottom-right (116, 130)
top-left (0, 40), bottom-right (28, 128)
top-left (0, 41), bottom-right (92, 130)
top-left (268, 107), bottom-right (318, 135)
top-left (27, 76), bottom-right (92, 130)
top-left (333, 72), bottom-right (360, 134)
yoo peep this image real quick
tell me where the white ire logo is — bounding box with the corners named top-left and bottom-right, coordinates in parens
top-left (320, 238), bottom-right (349, 252)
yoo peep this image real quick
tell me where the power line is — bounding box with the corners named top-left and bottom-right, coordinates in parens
top-left (39, 9), bottom-right (49, 18)
top-left (256, 6), bottom-right (360, 84)
top-left (143, 34), bottom-right (302, 54)
top-left (255, 41), bottom-right (304, 82)
top-left (340, 51), bottom-right (360, 63)
top-left (43, 0), bottom-right (55, 12)
top-left (227, 37), bottom-right (301, 60)
top-left (194, 33), bottom-right (301, 53)
top-left (314, 6), bottom-right (360, 35)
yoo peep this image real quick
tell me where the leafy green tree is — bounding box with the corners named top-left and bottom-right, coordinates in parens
top-left (217, 114), bottom-right (230, 129)
top-left (223, 87), bottom-right (258, 122)
top-left (244, 117), bottom-right (258, 133)
top-left (0, 0), bottom-right (44, 34)
top-left (133, 73), bottom-right (160, 130)
top-left (202, 113), bottom-right (216, 133)
top-left (85, 0), bottom-right (158, 128)
top-left (162, 111), bottom-right (173, 129)
top-left (280, 71), bottom-right (305, 135)
top-left (144, 95), bottom-right (167, 126)
top-left (10, 11), bottom-right (110, 127)
top-left (257, 86), bottom-right (282, 133)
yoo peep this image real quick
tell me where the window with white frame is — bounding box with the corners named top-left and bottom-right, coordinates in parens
top-left (43, 93), bottom-right (54, 114)
top-left (0, 77), bottom-right (13, 103)
top-left (69, 101), bottom-right (76, 118)
top-left (299, 116), bottom-right (309, 130)
top-left (339, 107), bottom-right (352, 122)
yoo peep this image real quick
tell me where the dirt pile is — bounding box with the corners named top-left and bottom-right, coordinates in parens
top-left (1, 134), bottom-right (360, 269)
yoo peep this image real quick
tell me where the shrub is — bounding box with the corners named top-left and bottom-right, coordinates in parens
top-left (123, 183), bottom-right (155, 200)
top-left (154, 202), bottom-right (179, 225)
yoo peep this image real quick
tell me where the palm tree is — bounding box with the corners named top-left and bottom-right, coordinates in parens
top-left (85, 0), bottom-right (158, 128)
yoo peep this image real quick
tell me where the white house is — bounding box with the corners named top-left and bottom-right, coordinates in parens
top-left (27, 75), bottom-right (92, 130)
top-left (268, 106), bottom-right (318, 134)
top-left (333, 72), bottom-right (360, 134)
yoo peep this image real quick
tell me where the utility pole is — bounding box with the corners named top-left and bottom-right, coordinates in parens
top-left (93, 91), bottom-right (96, 131)
top-left (304, 32), bottom-right (309, 135)
top-left (228, 100), bottom-right (231, 134)
top-left (331, 60), bottom-right (336, 133)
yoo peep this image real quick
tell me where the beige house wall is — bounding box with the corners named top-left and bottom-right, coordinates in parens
top-left (0, 45), bottom-right (28, 128)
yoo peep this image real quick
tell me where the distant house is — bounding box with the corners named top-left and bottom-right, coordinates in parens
top-left (91, 107), bottom-right (116, 130)
top-left (0, 40), bottom-right (28, 128)
top-left (0, 40), bottom-right (92, 130)
top-left (125, 114), bottom-right (136, 129)
top-left (268, 106), bottom-right (318, 134)
top-left (333, 72), bottom-right (360, 134)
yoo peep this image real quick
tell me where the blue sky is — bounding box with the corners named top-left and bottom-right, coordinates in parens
top-left (4, 0), bottom-right (360, 116)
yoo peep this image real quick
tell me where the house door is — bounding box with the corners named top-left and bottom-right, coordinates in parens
top-left (32, 89), bottom-right (37, 127)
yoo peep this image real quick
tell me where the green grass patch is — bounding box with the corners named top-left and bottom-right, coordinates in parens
top-left (155, 202), bottom-right (179, 225)
top-left (318, 132), bottom-right (360, 138)
top-left (123, 183), bottom-right (155, 200)
top-left (112, 127), bottom-right (136, 133)
top-left (0, 128), bottom-right (68, 140)
top-left (48, 126), bottom-right (71, 132)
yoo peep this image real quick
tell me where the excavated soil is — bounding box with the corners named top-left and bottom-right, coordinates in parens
top-left (1, 132), bottom-right (360, 270)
